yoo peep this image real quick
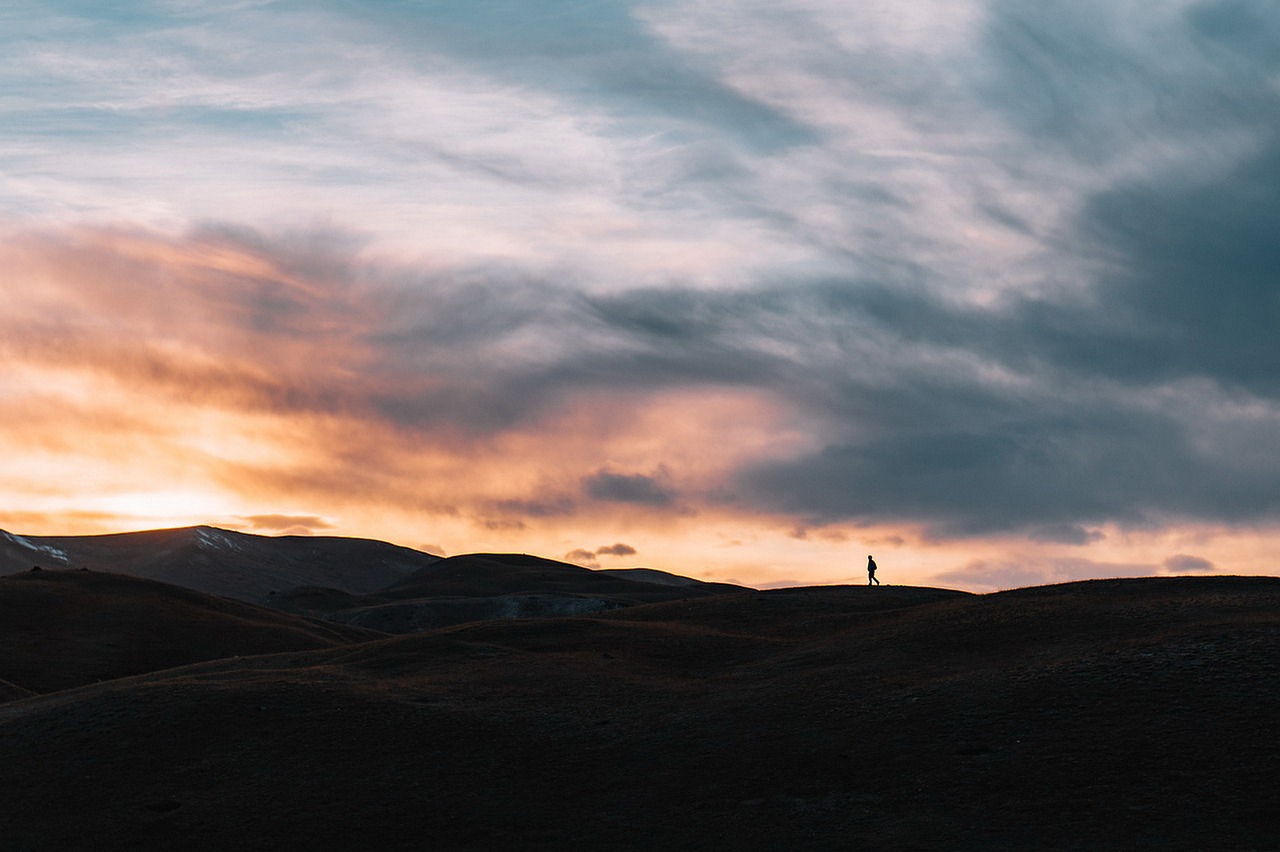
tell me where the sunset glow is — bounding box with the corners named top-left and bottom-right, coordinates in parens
top-left (4, 2), bottom-right (1280, 589)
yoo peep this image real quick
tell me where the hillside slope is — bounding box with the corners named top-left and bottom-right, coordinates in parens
top-left (382, 552), bottom-right (746, 600)
top-left (0, 568), bottom-right (383, 693)
top-left (1, 576), bottom-right (1276, 849)
top-left (274, 552), bottom-right (751, 633)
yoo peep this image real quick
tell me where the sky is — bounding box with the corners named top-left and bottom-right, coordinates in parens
top-left (3, 0), bottom-right (1279, 591)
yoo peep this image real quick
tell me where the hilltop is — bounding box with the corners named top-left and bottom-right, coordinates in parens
top-left (276, 552), bottom-right (749, 632)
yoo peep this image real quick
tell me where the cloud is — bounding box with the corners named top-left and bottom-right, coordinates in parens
top-left (1163, 554), bottom-right (1215, 574)
top-left (981, 0), bottom-right (1280, 161)
top-left (5, 1), bottom-right (1280, 590)
top-left (238, 514), bottom-right (334, 533)
top-left (9, 218), bottom-right (1280, 550)
top-left (581, 470), bottom-right (676, 507)
top-left (1028, 525), bottom-right (1105, 546)
top-left (362, 0), bottom-right (817, 153)
top-left (487, 497), bottom-right (578, 519)
top-left (563, 543), bottom-right (638, 569)
top-left (564, 548), bottom-right (600, 568)
top-left (1070, 140), bottom-right (1280, 398)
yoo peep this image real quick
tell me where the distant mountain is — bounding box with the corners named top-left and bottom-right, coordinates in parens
top-left (0, 526), bottom-right (441, 604)
top-left (289, 552), bottom-right (752, 632)
top-left (0, 568), bottom-right (383, 694)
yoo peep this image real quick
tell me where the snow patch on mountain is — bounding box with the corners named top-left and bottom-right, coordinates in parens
top-left (194, 527), bottom-right (243, 553)
top-left (1, 531), bottom-right (70, 564)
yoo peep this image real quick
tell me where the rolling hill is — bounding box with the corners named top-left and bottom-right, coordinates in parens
top-left (283, 552), bottom-right (751, 632)
top-left (0, 528), bottom-right (743, 633)
top-left (0, 568), bottom-right (383, 694)
top-left (2, 575), bottom-right (1277, 849)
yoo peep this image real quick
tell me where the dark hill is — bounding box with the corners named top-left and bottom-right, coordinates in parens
top-left (0, 679), bottom-right (33, 702)
top-left (265, 584), bottom-right (380, 617)
top-left (2, 575), bottom-right (1277, 849)
top-left (382, 552), bottom-right (745, 600)
top-left (607, 583), bottom-right (973, 637)
top-left (0, 568), bottom-right (383, 693)
top-left (0, 526), bottom-right (440, 603)
top-left (297, 552), bottom-right (753, 633)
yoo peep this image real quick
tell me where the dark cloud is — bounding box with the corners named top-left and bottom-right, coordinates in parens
top-left (1028, 525), bottom-right (1105, 546)
top-left (982, 0), bottom-right (1280, 159)
top-left (1163, 554), bottom-right (1215, 574)
top-left (565, 542), bottom-right (637, 567)
top-left (709, 0), bottom-right (1280, 541)
top-left (734, 400), bottom-right (1217, 539)
top-left (1071, 141), bottom-right (1280, 397)
top-left (488, 496), bottom-right (577, 519)
top-left (582, 470), bottom-right (676, 507)
top-left (1187, 0), bottom-right (1280, 69)
top-left (564, 548), bottom-right (599, 568)
top-left (481, 519), bottom-right (526, 532)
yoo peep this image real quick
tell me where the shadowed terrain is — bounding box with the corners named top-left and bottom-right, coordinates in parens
top-left (276, 553), bottom-right (750, 632)
top-left (3, 575), bottom-right (1278, 849)
top-left (0, 526), bottom-right (441, 603)
top-left (382, 553), bottom-right (743, 600)
top-left (0, 569), bottom-right (383, 694)
top-left (0, 679), bottom-right (33, 702)
top-left (0, 531), bottom-right (738, 634)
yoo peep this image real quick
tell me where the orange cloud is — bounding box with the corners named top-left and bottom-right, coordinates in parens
top-left (5, 224), bottom-right (1279, 591)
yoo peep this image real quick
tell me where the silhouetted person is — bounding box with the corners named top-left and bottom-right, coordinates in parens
top-left (867, 555), bottom-right (879, 586)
